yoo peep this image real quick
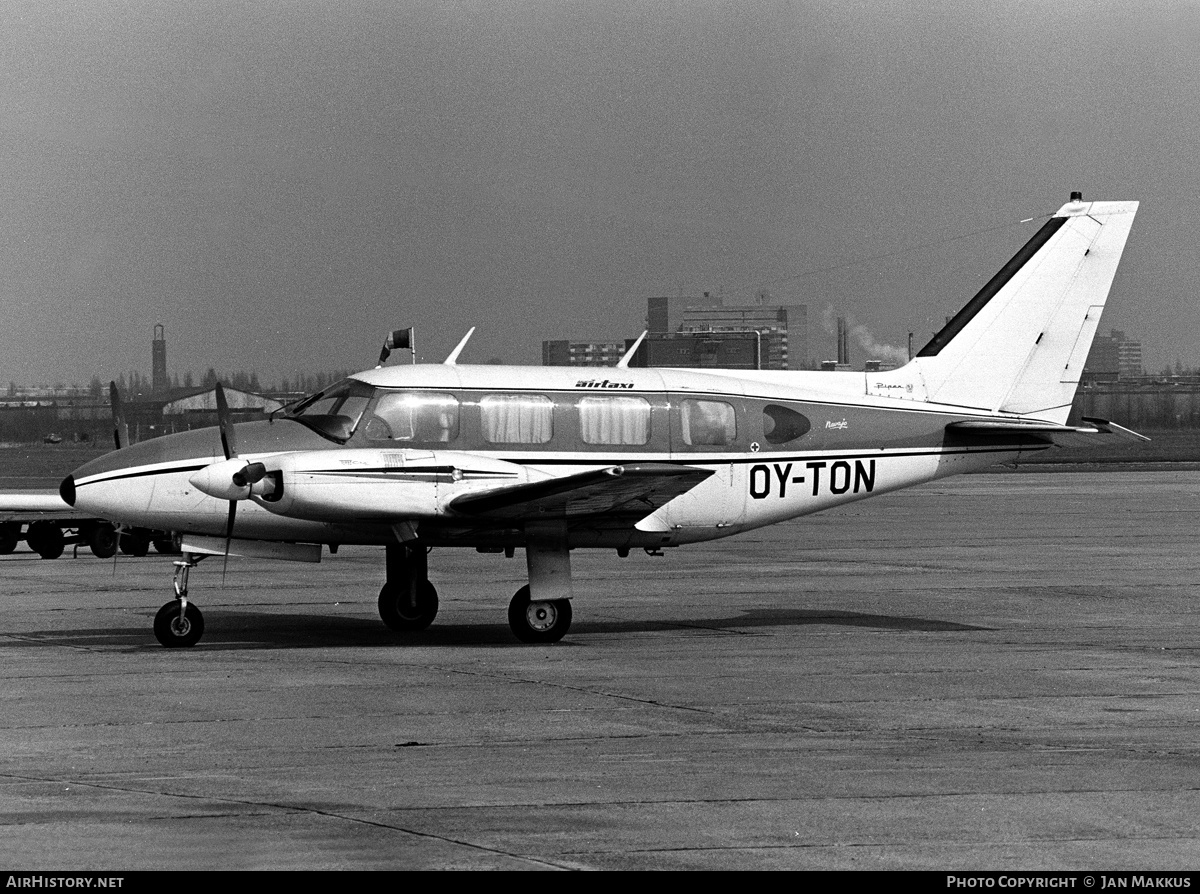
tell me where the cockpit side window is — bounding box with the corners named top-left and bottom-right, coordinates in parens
top-left (763, 405), bottom-right (811, 445)
top-left (362, 391), bottom-right (459, 443)
top-left (284, 379), bottom-right (374, 443)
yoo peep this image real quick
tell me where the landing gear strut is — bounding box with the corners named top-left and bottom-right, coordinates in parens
top-left (378, 543), bottom-right (438, 632)
top-left (153, 554), bottom-right (206, 647)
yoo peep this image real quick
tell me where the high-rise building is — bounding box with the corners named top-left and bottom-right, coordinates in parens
top-left (631, 331), bottom-right (772, 370)
top-left (542, 340), bottom-right (628, 367)
top-left (647, 294), bottom-right (807, 370)
top-left (1084, 329), bottom-right (1142, 381)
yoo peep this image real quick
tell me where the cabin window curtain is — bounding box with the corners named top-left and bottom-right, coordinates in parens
top-left (481, 394), bottom-right (554, 444)
top-left (578, 397), bottom-right (651, 445)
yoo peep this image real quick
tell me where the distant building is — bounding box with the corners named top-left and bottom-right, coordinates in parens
top-left (647, 293), bottom-right (807, 369)
top-left (1084, 329), bottom-right (1143, 382)
top-left (629, 331), bottom-right (771, 370)
top-left (542, 340), bottom-right (628, 367)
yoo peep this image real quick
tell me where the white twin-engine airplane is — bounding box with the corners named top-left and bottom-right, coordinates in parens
top-left (61, 194), bottom-right (1141, 648)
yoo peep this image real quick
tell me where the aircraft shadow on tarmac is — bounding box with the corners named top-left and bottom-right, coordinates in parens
top-left (6, 607), bottom-right (988, 651)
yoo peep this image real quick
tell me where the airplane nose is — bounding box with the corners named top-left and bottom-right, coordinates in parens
top-left (59, 475), bottom-right (76, 506)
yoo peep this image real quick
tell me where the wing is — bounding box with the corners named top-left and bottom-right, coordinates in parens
top-left (448, 462), bottom-right (713, 521)
top-left (0, 492), bottom-right (95, 523)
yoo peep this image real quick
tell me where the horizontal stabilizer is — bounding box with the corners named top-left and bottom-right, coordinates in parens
top-left (1076, 416), bottom-right (1151, 444)
top-left (449, 463), bottom-right (712, 520)
top-left (947, 416), bottom-right (1148, 446)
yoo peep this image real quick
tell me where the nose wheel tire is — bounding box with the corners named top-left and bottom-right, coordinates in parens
top-left (378, 581), bottom-right (439, 632)
top-left (507, 585), bottom-right (572, 644)
top-left (154, 601), bottom-right (204, 648)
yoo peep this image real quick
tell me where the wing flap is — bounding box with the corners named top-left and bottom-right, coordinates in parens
top-left (449, 463), bottom-right (713, 520)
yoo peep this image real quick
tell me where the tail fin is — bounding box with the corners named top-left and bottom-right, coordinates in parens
top-left (908, 195), bottom-right (1138, 422)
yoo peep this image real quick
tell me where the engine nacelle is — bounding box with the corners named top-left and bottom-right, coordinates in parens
top-left (253, 448), bottom-right (536, 523)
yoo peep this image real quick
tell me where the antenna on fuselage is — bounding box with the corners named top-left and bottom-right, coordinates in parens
top-left (376, 327), bottom-right (415, 368)
top-left (443, 328), bottom-right (475, 365)
top-left (615, 331), bottom-right (647, 369)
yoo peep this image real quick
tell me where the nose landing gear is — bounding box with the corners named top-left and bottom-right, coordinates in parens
top-left (153, 554), bottom-right (206, 647)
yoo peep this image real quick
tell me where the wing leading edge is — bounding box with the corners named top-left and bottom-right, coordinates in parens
top-left (448, 463), bottom-right (713, 521)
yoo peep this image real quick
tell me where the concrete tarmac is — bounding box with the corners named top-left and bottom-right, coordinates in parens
top-left (2, 470), bottom-right (1200, 870)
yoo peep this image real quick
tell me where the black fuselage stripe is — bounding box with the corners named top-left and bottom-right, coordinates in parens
top-left (75, 444), bottom-right (1045, 489)
top-left (76, 464), bottom-right (207, 486)
top-left (917, 215), bottom-right (1069, 357)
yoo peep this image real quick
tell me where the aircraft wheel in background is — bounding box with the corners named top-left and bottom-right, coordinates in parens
top-left (507, 585), bottom-right (572, 644)
top-left (378, 580), bottom-right (439, 632)
top-left (87, 523), bottom-right (118, 559)
top-left (0, 522), bottom-right (19, 554)
top-left (26, 522), bottom-right (64, 560)
top-left (153, 533), bottom-right (182, 555)
top-left (153, 601), bottom-right (204, 648)
top-left (120, 529), bottom-right (150, 557)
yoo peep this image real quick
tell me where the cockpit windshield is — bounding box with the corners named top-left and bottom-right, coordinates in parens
top-left (281, 379), bottom-right (374, 443)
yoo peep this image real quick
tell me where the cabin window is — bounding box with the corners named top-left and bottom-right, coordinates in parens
top-left (681, 399), bottom-right (736, 446)
top-left (578, 396), bottom-right (651, 445)
top-left (763, 405), bottom-right (811, 445)
top-left (481, 393), bottom-right (554, 444)
top-left (363, 391), bottom-right (459, 443)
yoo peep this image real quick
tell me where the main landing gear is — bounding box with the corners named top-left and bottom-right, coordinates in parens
top-left (378, 543), bottom-right (439, 632)
top-left (153, 554), bottom-right (205, 648)
top-left (507, 585), bottom-right (572, 644)
top-left (377, 525), bottom-right (575, 643)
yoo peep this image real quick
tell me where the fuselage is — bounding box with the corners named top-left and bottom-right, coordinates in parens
top-left (63, 363), bottom-right (1051, 552)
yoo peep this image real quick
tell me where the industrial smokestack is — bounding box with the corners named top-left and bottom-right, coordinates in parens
top-left (152, 323), bottom-right (167, 395)
top-left (837, 317), bottom-right (849, 366)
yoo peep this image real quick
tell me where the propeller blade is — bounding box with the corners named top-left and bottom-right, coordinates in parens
top-left (215, 383), bottom-right (237, 460)
top-left (109, 382), bottom-right (128, 450)
top-left (222, 499), bottom-right (236, 586)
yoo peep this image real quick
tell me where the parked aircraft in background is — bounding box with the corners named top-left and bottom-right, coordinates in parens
top-left (0, 383), bottom-right (173, 559)
top-left (59, 193), bottom-right (1141, 647)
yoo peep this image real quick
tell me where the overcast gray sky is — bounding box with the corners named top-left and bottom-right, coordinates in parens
top-left (2, 0), bottom-right (1197, 387)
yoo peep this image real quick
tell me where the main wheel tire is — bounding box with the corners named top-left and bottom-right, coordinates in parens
top-left (153, 601), bottom-right (204, 648)
top-left (378, 580), bottom-right (439, 632)
top-left (87, 524), bottom-right (118, 559)
top-left (0, 522), bottom-right (19, 555)
top-left (27, 522), bottom-right (64, 560)
top-left (507, 585), bottom-right (572, 644)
